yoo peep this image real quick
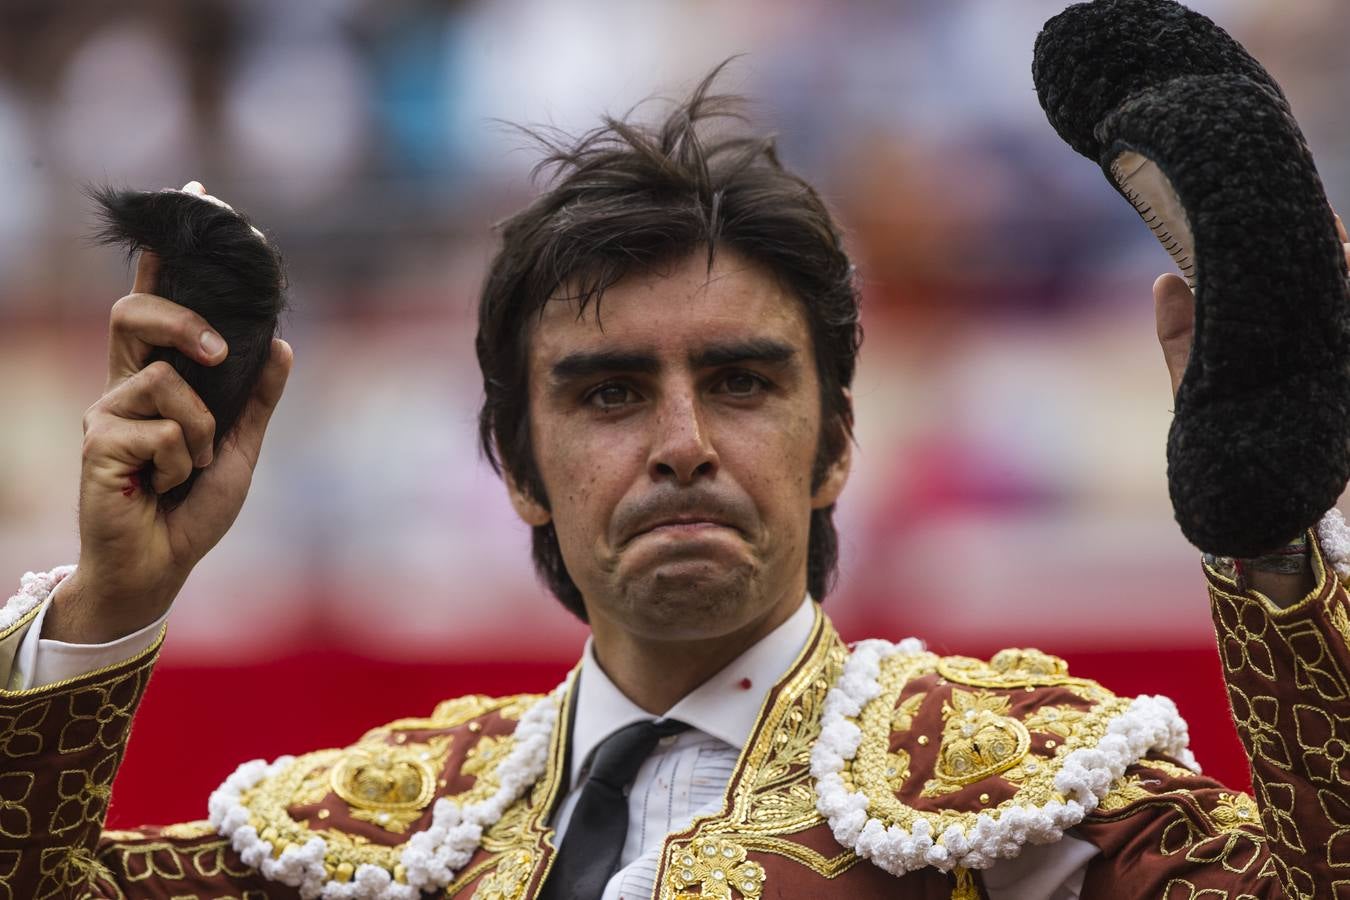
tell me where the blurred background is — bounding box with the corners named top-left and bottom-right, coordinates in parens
top-left (3, 0), bottom-right (1349, 824)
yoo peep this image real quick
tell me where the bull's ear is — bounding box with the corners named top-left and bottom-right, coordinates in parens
top-left (92, 185), bottom-right (288, 512)
top-left (1033, 1), bottom-right (1350, 558)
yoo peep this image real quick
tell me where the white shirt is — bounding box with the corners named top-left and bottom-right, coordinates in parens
top-left (11, 587), bottom-right (1098, 899)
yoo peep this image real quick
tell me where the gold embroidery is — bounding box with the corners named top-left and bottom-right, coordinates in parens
top-left (1212, 592), bottom-right (1279, 682)
top-left (1225, 685), bottom-right (1291, 768)
top-left (735, 641), bottom-right (847, 836)
top-left (1275, 621), bottom-right (1350, 701)
top-left (891, 691), bottom-right (926, 733)
top-left (473, 848), bottom-right (534, 900)
top-left (241, 757), bottom-right (405, 873)
top-left (936, 648), bottom-right (1098, 691)
top-left (732, 836), bottom-right (859, 878)
top-left (854, 647), bottom-right (1125, 837)
top-left (1291, 702), bottom-right (1350, 787)
top-left (1022, 704), bottom-right (1088, 741)
top-left (158, 820), bottom-right (216, 840)
top-left (667, 837), bottom-right (765, 899)
top-left (1330, 598), bottom-right (1350, 653)
top-left (0, 771), bottom-right (34, 839)
top-left (1209, 793), bottom-right (1261, 835)
top-left (432, 695), bottom-right (513, 726)
top-left (330, 734), bottom-right (453, 833)
top-left (1161, 876), bottom-right (1261, 899)
top-left (50, 755), bottom-right (117, 836)
top-left (1097, 774), bottom-right (1155, 812)
top-left (951, 866), bottom-right (979, 899)
top-left (921, 689), bottom-right (1032, 796)
top-left (1318, 786), bottom-right (1350, 871)
top-left (0, 849), bottom-right (19, 900)
top-left (1184, 828), bottom-right (1264, 876)
top-left (1144, 758), bottom-right (1203, 781)
top-left (284, 748), bottom-right (344, 809)
top-left (656, 610), bottom-right (857, 896)
top-left (36, 844), bottom-right (115, 900)
top-left (0, 701), bottom-right (48, 758)
top-left (1255, 780), bottom-right (1305, 853)
top-left (884, 749), bottom-right (911, 791)
top-left (460, 735), bottom-right (510, 794)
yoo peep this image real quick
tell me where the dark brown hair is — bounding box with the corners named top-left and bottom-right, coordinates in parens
top-left (476, 65), bottom-right (861, 621)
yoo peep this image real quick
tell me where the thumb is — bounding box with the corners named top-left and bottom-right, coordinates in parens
top-left (225, 338), bottom-right (293, 469)
top-left (1154, 273), bottom-right (1195, 401)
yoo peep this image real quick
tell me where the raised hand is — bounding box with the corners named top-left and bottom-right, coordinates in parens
top-left (42, 183), bottom-right (293, 644)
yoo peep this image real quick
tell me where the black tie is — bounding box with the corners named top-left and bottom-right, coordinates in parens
top-left (539, 718), bottom-right (690, 900)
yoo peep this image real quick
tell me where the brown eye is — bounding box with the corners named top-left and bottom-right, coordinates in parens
top-left (717, 372), bottom-right (767, 396)
top-left (587, 383), bottom-right (635, 409)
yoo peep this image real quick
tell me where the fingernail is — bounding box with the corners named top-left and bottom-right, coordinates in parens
top-left (200, 331), bottom-right (226, 358)
top-left (181, 180), bottom-right (204, 194)
top-left (197, 449), bottom-right (213, 468)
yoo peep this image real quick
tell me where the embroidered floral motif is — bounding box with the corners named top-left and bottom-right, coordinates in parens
top-left (1291, 703), bottom-right (1350, 787)
top-left (1225, 685), bottom-right (1290, 768)
top-left (0, 703), bottom-right (48, 759)
top-left (1208, 792), bottom-right (1261, 835)
top-left (49, 755), bottom-right (116, 836)
top-left (1213, 594), bottom-right (1278, 682)
top-left (1254, 780), bottom-right (1305, 854)
top-left (666, 838), bottom-right (766, 900)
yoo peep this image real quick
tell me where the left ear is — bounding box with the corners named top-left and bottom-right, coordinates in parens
top-left (811, 393), bottom-right (854, 510)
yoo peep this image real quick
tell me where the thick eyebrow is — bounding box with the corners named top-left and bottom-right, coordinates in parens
top-left (550, 350), bottom-right (660, 383)
top-left (548, 338), bottom-right (798, 386)
top-left (690, 338), bottom-right (797, 370)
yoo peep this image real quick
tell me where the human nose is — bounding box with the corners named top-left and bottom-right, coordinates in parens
top-left (647, 391), bottom-right (718, 484)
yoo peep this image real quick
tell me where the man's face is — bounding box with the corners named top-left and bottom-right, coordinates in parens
top-left (511, 249), bottom-right (850, 645)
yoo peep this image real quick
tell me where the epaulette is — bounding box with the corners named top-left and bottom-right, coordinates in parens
top-left (812, 640), bottom-right (1195, 876)
top-left (208, 690), bottom-right (561, 899)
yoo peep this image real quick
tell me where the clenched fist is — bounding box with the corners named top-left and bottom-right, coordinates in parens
top-left (43, 183), bottom-right (293, 644)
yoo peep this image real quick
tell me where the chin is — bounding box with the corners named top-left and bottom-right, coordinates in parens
top-left (615, 561), bottom-right (762, 641)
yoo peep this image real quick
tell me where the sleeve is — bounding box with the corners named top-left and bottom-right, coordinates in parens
top-left (0, 568), bottom-right (278, 899)
top-left (12, 600), bottom-right (167, 692)
top-left (1074, 526), bottom-right (1350, 898)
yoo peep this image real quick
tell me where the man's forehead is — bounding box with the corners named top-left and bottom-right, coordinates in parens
top-left (528, 253), bottom-right (811, 362)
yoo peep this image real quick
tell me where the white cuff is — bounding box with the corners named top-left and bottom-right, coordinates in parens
top-left (13, 595), bottom-right (167, 691)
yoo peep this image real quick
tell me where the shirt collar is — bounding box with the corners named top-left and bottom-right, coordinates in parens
top-left (569, 596), bottom-right (816, 789)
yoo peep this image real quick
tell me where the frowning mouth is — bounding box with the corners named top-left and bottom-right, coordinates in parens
top-left (644, 520), bottom-right (729, 535)
top-left (626, 516), bottom-right (739, 544)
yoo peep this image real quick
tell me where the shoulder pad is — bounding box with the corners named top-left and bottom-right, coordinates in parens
top-left (812, 640), bottom-right (1195, 875)
top-left (209, 691), bottom-right (549, 894)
